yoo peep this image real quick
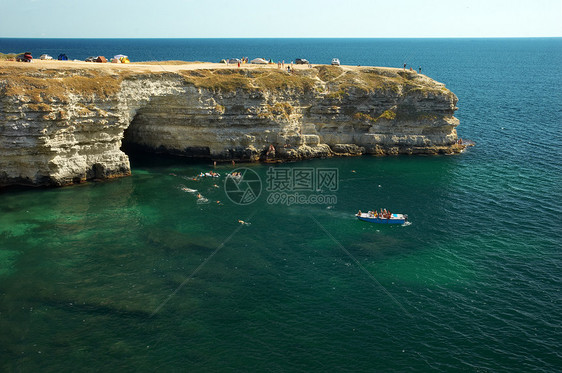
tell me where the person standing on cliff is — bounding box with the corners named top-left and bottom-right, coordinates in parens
top-left (418, 66), bottom-right (422, 73)
top-left (403, 63), bottom-right (406, 71)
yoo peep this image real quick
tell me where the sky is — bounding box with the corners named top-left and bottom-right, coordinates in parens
top-left (0, 0), bottom-right (561, 38)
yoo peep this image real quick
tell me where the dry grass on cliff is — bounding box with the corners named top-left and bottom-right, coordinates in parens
top-left (180, 69), bottom-right (253, 91)
top-left (179, 69), bottom-right (317, 93)
top-left (316, 65), bottom-right (403, 94)
top-left (0, 52), bottom-right (21, 61)
top-left (316, 65), bottom-right (344, 82)
top-left (315, 65), bottom-right (451, 97)
top-left (252, 70), bottom-right (316, 92)
top-left (0, 67), bottom-right (123, 102)
top-left (353, 109), bottom-right (397, 123)
top-left (0, 62), bottom-right (452, 108)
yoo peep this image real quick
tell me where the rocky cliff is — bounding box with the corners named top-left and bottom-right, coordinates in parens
top-left (0, 62), bottom-right (462, 187)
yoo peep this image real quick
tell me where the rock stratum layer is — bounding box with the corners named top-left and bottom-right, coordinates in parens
top-left (0, 62), bottom-right (462, 187)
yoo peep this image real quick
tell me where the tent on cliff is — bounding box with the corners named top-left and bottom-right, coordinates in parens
top-left (57, 53), bottom-right (68, 61)
top-left (95, 56), bottom-right (107, 63)
top-left (250, 58), bottom-right (268, 64)
top-left (113, 54), bottom-right (130, 63)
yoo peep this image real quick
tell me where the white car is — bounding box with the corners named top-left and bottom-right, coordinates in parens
top-left (40, 54), bottom-right (53, 60)
top-left (331, 58), bottom-right (340, 66)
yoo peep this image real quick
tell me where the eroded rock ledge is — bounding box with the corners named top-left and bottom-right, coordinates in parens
top-left (0, 62), bottom-right (463, 187)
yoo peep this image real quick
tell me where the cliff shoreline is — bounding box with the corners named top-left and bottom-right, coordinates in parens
top-left (0, 60), bottom-right (465, 187)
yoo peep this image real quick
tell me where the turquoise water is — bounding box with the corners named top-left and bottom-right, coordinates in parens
top-left (1, 38), bottom-right (562, 371)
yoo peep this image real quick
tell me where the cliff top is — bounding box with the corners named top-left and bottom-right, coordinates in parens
top-left (1, 59), bottom-right (400, 73)
top-left (0, 60), bottom-right (453, 102)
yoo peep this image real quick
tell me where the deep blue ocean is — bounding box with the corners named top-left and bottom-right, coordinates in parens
top-left (1, 38), bottom-right (561, 372)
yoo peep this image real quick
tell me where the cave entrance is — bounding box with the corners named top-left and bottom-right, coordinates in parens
top-left (120, 111), bottom-right (213, 169)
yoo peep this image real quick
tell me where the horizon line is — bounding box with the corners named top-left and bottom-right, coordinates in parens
top-left (1, 36), bottom-right (561, 40)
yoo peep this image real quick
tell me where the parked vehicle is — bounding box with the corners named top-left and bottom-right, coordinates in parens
top-left (16, 52), bottom-right (33, 62)
top-left (40, 54), bottom-right (53, 60)
top-left (85, 56), bottom-right (97, 62)
top-left (331, 58), bottom-right (340, 66)
top-left (228, 58), bottom-right (241, 64)
top-left (295, 58), bottom-right (309, 65)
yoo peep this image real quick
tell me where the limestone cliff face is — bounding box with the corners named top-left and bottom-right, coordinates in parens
top-left (0, 64), bottom-right (461, 187)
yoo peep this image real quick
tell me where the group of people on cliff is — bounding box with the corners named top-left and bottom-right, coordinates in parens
top-left (403, 63), bottom-right (422, 74)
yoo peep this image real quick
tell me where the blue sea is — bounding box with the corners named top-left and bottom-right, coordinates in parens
top-left (1, 38), bottom-right (561, 372)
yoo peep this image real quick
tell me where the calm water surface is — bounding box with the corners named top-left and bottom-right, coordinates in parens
top-left (0, 38), bottom-right (561, 372)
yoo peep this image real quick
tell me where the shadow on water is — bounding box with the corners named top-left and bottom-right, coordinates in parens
top-left (122, 143), bottom-right (215, 170)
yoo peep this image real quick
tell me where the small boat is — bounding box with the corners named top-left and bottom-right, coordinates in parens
top-left (356, 211), bottom-right (408, 224)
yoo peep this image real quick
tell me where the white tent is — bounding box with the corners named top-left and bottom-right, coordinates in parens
top-left (250, 58), bottom-right (268, 65)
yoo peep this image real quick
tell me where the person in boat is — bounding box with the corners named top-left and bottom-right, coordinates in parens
top-left (357, 210), bottom-right (362, 216)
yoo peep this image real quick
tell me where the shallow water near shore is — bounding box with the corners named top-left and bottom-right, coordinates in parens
top-left (1, 38), bottom-right (561, 371)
